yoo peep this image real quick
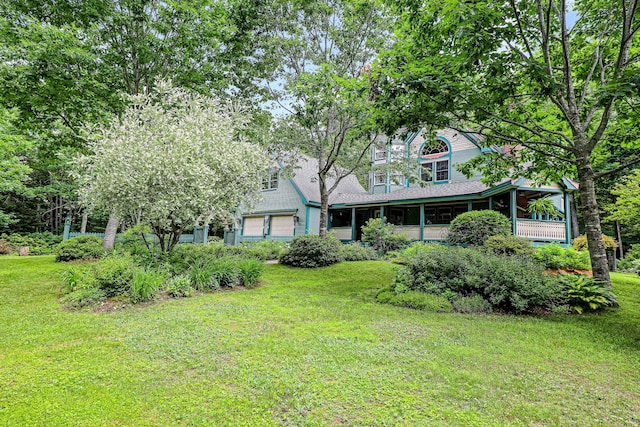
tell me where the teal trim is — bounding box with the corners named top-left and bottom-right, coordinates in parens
top-left (489, 196), bottom-right (494, 210)
top-left (564, 192), bottom-right (572, 244)
top-left (380, 205), bottom-right (385, 219)
top-left (305, 206), bottom-right (310, 234)
top-left (467, 200), bottom-right (472, 211)
top-left (418, 136), bottom-right (452, 184)
top-left (419, 203), bottom-right (425, 241)
top-left (287, 177), bottom-right (309, 205)
top-left (561, 177), bottom-right (579, 190)
top-left (517, 186), bottom-right (563, 194)
top-left (63, 215), bottom-right (71, 240)
top-left (510, 189), bottom-right (517, 234)
top-left (351, 207), bottom-right (356, 241)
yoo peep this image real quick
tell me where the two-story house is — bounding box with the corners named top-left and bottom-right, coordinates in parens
top-left (230, 128), bottom-right (577, 245)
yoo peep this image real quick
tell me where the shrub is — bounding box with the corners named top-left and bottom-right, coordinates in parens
top-left (572, 234), bottom-right (618, 251)
top-left (533, 244), bottom-right (591, 270)
top-left (62, 285), bottom-right (106, 309)
top-left (340, 243), bottom-right (378, 261)
top-left (361, 218), bottom-right (412, 254)
top-left (484, 234), bottom-right (534, 257)
top-left (90, 255), bottom-right (136, 297)
top-left (375, 286), bottom-right (452, 312)
top-left (280, 234), bottom-right (343, 268)
top-left (446, 210), bottom-right (511, 246)
top-left (558, 274), bottom-right (618, 314)
top-left (0, 232), bottom-right (63, 255)
top-left (56, 235), bottom-right (104, 262)
top-left (130, 268), bottom-right (165, 303)
top-left (211, 257), bottom-right (241, 288)
top-left (237, 258), bottom-right (264, 288)
top-left (166, 275), bottom-right (194, 298)
top-left (240, 240), bottom-right (287, 260)
top-left (187, 259), bottom-right (220, 291)
top-left (452, 294), bottom-right (493, 314)
top-left (396, 245), bottom-right (563, 313)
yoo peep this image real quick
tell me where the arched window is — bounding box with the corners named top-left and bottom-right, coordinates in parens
top-left (420, 139), bottom-right (450, 183)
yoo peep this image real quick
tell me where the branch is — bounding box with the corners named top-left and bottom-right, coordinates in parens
top-left (594, 155), bottom-right (640, 179)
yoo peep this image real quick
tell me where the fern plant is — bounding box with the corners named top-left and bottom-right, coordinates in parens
top-left (560, 274), bottom-right (618, 314)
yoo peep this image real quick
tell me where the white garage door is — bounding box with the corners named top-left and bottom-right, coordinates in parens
top-left (243, 216), bottom-right (264, 236)
top-left (270, 215), bottom-right (295, 236)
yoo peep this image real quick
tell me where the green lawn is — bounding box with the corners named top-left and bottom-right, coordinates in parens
top-left (1, 256), bottom-right (639, 426)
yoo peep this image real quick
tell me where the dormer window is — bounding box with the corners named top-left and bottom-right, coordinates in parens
top-left (262, 170), bottom-right (278, 190)
top-left (374, 145), bottom-right (386, 160)
top-left (420, 139), bottom-right (450, 183)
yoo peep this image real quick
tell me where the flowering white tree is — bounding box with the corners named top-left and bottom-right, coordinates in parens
top-left (75, 81), bottom-right (268, 252)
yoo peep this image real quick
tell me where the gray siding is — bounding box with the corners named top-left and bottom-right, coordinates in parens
top-left (451, 148), bottom-right (482, 182)
top-left (306, 207), bottom-right (321, 234)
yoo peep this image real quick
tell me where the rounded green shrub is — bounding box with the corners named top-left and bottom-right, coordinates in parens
top-left (340, 243), bottom-right (378, 261)
top-left (446, 210), bottom-right (511, 246)
top-left (56, 235), bottom-right (104, 262)
top-left (279, 234), bottom-right (343, 268)
top-left (166, 275), bottom-right (194, 298)
top-left (484, 234), bottom-right (534, 257)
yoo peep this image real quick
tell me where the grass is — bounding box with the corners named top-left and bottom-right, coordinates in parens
top-left (1, 256), bottom-right (639, 426)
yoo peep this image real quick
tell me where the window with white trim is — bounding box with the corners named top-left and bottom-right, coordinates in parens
top-left (262, 171), bottom-right (278, 190)
top-left (374, 145), bottom-right (387, 160)
top-left (420, 139), bottom-right (450, 183)
top-left (374, 171), bottom-right (386, 185)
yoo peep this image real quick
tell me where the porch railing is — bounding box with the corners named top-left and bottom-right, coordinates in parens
top-left (516, 219), bottom-right (566, 241)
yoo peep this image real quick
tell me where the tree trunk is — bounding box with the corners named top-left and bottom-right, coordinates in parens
top-left (103, 214), bottom-right (119, 252)
top-left (318, 177), bottom-right (329, 239)
top-left (576, 156), bottom-right (611, 285)
top-left (80, 212), bottom-right (88, 234)
top-left (615, 220), bottom-right (623, 259)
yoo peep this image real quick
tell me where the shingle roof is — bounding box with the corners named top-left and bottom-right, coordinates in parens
top-left (330, 180), bottom-right (496, 206)
top-left (288, 155), bottom-right (367, 205)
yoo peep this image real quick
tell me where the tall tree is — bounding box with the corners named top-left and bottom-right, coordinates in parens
top-left (261, 0), bottom-right (391, 238)
top-left (375, 0), bottom-right (640, 284)
top-left (0, 0), bottom-right (270, 236)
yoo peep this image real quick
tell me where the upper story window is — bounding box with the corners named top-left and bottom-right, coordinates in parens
top-left (262, 170), bottom-right (278, 190)
top-left (374, 145), bottom-right (387, 161)
top-left (420, 139), bottom-right (450, 183)
top-left (374, 171), bottom-right (386, 185)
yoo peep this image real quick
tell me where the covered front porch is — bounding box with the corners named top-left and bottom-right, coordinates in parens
top-left (329, 181), bottom-right (575, 244)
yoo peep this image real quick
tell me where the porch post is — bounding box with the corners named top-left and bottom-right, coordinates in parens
top-left (564, 191), bottom-right (572, 244)
top-left (510, 189), bottom-right (517, 235)
top-left (489, 196), bottom-right (494, 210)
top-left (467, 200), bottom-right (472, 211)
top-left (380, 205), bottom-right (385, 219)
top-left (351, 207), bottom-right (356, 241)
top-left (419, 203), bottom-right (425, 241)
top-left (63, 215), bottom-right (72, 240)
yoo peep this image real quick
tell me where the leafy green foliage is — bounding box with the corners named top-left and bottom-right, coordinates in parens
top-left (572, 234), bottom-right (618, 251)
top-left (239, 240), bottom-right (287, 260)
top-left (130, 268), bottom-right (165, 303)
top-left (483, 234), bottom-right (534, 257)
top-left (237, 258), bottom-right (265, 288)
top-left (89, 255), bottom-right (136, 298)
top-left (527, 197), bottom-right (559, 218)
top-left (0, 232), bottom-right (62, 255)
top-left (280, 234), bottom-right (343, 268)
top-left (452, 294), bottom-right (493, 314)
top-left (395, 245), bottom-right (563, 313)
top-left (340, 243), bottom-right (378, 261)
top-left (55, 235), bottom-right (104, 262)
top-left (446, 210), bottom-right (511, 247)
top-left (607, 169), bottom-right (640, 229)
top-left (376, 286), bottom-right (452, 312)
top-left (61, 285), bottom-right (106, 309)
top-left (559, 274), bottom-right (618, 314)
top-left (361, 218), bottom-right (412, 254)
top-left (165, 275), bottom-right (194, 298)
top-left (533, 245), bottom-right (591, 270)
